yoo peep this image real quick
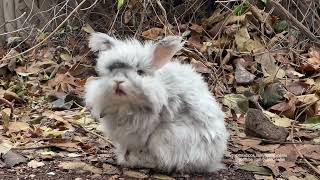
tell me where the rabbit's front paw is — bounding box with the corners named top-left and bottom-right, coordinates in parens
top-left (116, 149), bottom-right (155, 169)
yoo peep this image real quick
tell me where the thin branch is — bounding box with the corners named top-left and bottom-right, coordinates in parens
top-left (0, 0), bottom-right (89, 62)
top-left (269, 0), bottom-right (319, 42)
top-left (0, 12), bottom-right (26, 30)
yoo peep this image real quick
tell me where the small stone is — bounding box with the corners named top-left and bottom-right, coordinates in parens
top-left (47, 172), bottom-right (55, 176)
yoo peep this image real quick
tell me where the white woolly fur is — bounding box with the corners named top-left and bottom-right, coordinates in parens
top-left (85, 32), bottom-right (229, 173)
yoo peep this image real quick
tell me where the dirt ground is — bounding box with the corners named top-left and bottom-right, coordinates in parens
top-left (0, 160), bottom-right (254, 180)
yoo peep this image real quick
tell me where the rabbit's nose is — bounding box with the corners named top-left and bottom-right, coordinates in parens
top-left (114, 80), bottom-right (124, 85)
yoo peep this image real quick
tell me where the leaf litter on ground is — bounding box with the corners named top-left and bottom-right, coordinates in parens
top-left (1, 1), bottom-right (320, 179)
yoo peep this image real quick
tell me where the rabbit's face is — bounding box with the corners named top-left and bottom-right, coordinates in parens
top-left (88, 32), bottom-right (184, 106)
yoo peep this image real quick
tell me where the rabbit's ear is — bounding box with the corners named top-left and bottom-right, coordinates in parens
top-left (88, 32), bottom-right (120, 52)
top-left (151, 36), bottom-right (184, 69)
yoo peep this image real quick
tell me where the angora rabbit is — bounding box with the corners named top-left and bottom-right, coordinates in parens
top-left (85, 32), bottom-right (229, 173)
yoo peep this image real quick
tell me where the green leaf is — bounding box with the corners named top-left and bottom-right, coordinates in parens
top-left (222, 94), bottom-right (249, 114)
top-left (260, 0), bottom-right (268, 5)
top-left (234, 1), bottom-right (250, 16)
top-left (117, 0), bottom-right (125, 9)
top-left (274, 20), bottom-right (288, 33)
top-left (304, 116), bottom-right (320, 124)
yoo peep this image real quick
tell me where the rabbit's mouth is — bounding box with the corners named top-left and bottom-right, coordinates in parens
top-left (115, 86), bottom-right (127, 96)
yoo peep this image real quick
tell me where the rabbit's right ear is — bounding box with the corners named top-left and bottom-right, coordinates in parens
top-left (88, 32), bottom-right (120, 52)
top-left (151, 36), bottom-right (184, 69)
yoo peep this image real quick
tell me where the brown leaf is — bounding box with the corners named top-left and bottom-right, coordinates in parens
top-left (142, 28), bottom-right (164, 40)
top-left (190, 59), bottom-right (212, 73)
top-left (301, 144), bottom-right (320, 160)
top-left (208, 21), bottom-right (225, 37)
top-left (3, 90), bottom-right (25, 104)
top-left (253, 144), bottom-right (281, 153)
top-left (187, 33), bottom-right (203, 50)
top-left (226, 14), bottom-right (248, 25)
top-left (296, 94), bottom-right (319, 105)
top-left (48, 72), bottom-right (81, 94)
top-left (275, 145), bottom-right (299, 162)
top-left (269, 100), bottom-right (296, 119)
top-left (190, 24), bottom-right (203, 34)
top-left (0, 139), bottom-right (12, 156)
top-left (305, 47), bottom-right (320, 71)
top-left (235, 26), bottom-right (265, 53)
top-left (27, 160), bottom-right (45, 168)
top-left (285, 81), bottom-right (309, 95)
top-left (102, 164), bottom-right (120, 175)
top-left (255, 53), bottom-right (285, 78)
top-left (152, 174), bottom-right (175, 180)
top-left (58, 161), bottom-right (102, 174)
top-left (8, 121), bottom-right (30, 134)
top-left (123, 170), bottom-right (148, 179)
top-left (238, 139), bottom-right (261, 150)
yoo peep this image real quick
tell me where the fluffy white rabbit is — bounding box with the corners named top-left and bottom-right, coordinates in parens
top-left (85, 32), bottom-right (229, 173)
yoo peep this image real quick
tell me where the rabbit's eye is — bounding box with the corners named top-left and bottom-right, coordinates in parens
top-left (137, 70), bottom-right (145, 76)
top-left (108, 62), bottom-right (129, 71)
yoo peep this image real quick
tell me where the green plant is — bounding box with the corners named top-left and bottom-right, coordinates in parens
top-left (117, 0), bottom-right (125, 9)
top-left (234, 1), bottom-right (250, 16)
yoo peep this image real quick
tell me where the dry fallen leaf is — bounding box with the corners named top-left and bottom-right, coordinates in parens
top-left (255, 53), bottom-right (286, 79)
top-left (296, 94), bottom-right (319, 105)
top-left (81, 24), bottom-right (95, 33)
top-left (142, 28), bottom-right (164, 40)
top-left (190, 59), bottom-right (213, 74)
top-left (285, 81), bottom-right (309, 96)
top-left (263, 111), bottom-right (292, 128)
top-left (275, 145), bottom-right (299, 162)
top-left (0, 139), bottom-right (12, 156)
top-left (301, 144), bottom-right (320, 161)
top-left (123, 170), bottom-right (148, 179)
top-left (304, 47), bottom-right (320, 72)
top-left (269, 100), bottom-right (296, 119)
top-left (187, 33), bottom-right (203, 50)
top-left (222, 94), bottom-right (249, 114)
top-left (8, 121), bottom-right (30, 133)
top-left (58, 161), bottom-right (102, 174)
top-left (48, 72), bottom-right (81, 94)
top-left (28, 160), bottom-right (45, 168)
top-left (152, 174), bottom-right (176, 180)
top-left (102, 164), bottom-right (120, 175)
top-left (235, 26), bottom-right (265, 53)
top-left (190, 23), bottom-right (203, 34)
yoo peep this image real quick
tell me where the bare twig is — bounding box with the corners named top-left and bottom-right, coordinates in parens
top-left (269, 0), bottom-right (319, 42)
top-left (68, 119), bottom-right (114, 147)
top-left (290, 115), bottom-right (320, 176)
top-left (0, 0), bottom-right (89, 62)
top-left (0, 12), bottom-right (26, 30)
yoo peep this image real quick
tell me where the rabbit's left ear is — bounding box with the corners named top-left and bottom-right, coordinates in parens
top-left (151, 36), bottom-right (184, 69)
top-left (88, 32), bottom-right (121, 52)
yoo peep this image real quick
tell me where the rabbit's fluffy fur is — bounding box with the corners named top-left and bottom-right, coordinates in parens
top-left (85, 32), bottom-right (229, 173)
